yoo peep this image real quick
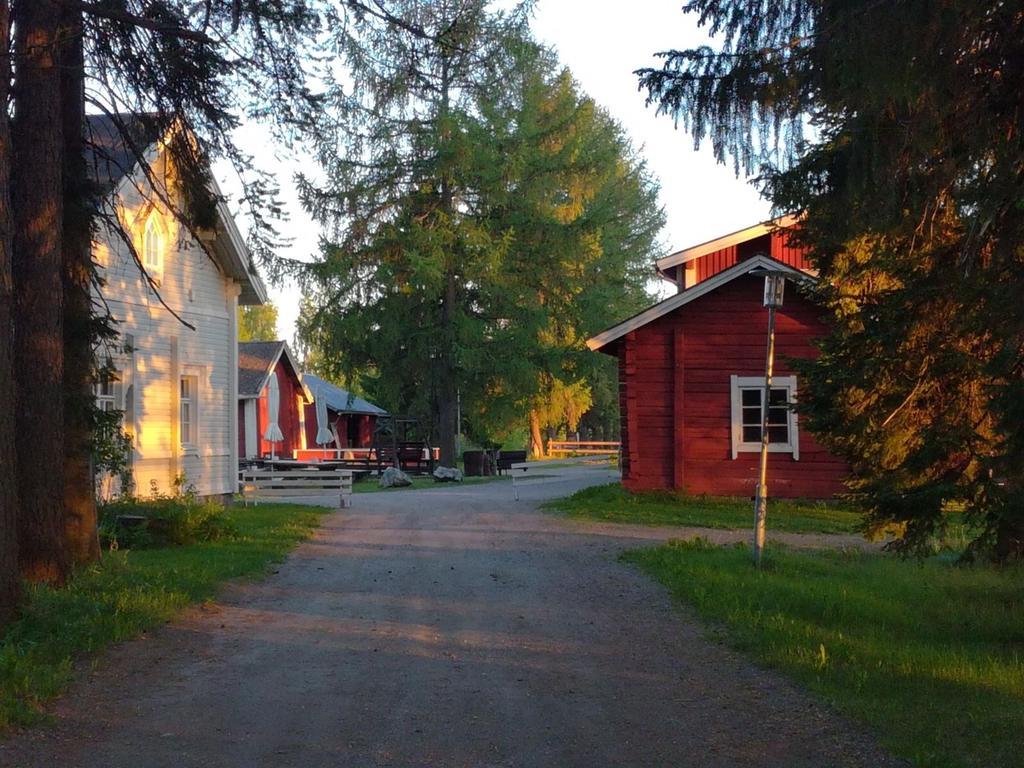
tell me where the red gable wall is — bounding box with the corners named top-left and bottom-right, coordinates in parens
top-left (678, 229), bottom-right (815, 288)
top-left (258, 362), bottom-right (305, 457)
top-left (617, 274), bottom-right (845, 498)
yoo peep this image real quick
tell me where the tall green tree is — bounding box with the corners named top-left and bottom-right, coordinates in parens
top-left (0, 0), bottom-right (18, 622)
top-left (639, 0), bottom-right (1024, 559)
top-left (299, 0), bottom-right (530, 464)
top-left (1, 0), bottom-right (322, 617)
top-left (239, 303), bottom-right (280, 342)
top-left (473, 60), bottom-right (661, 455)
top-left (299, 13), bottom-right (662, 459)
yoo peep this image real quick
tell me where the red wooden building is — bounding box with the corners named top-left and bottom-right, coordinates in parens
top-left (296, 373), bottom-right (387, 460)
top-left (238, 341), bottom-right (312, 460)
top-left (588, 217), bottom-right (847, 499)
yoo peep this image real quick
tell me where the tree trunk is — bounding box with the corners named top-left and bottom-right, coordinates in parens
top-left (994, 516), bottom-right (1024, 563)
top-left (11, 0), bottom-right (69, 584)
top-left (60, 5), bottom-right (100, 565)
top-left (529, 409), bottom-right (545, 459)
top-left (0, 0), bottom-right (21, 624)
top-left (436, 267), bottom-right (458, 466)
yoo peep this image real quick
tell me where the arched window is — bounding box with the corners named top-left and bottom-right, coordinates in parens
top-left (143, 215), bottom-right (162, 271)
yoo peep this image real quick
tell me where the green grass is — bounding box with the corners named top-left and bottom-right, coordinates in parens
top-left (544, 482), bottom-right (860, 534)
top-left (0, 502), bottom-right (328, 732)
top-left (352, 474), bottom-right (505, 493)
top-left (624, 540), bottom-right (1024, 768)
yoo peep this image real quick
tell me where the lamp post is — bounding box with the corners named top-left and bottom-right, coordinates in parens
top-left (753, 271), bottom-right (786, 568)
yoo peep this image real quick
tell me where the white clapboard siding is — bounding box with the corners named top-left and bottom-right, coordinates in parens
top-left (92, 148), bottom-right (242, 499)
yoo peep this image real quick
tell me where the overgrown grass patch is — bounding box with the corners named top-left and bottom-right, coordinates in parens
top-left (0, 502), bottom-right (328, 732)
top-left (545, 482), bottom-right (860, 534)
top-left (623, 540), bottom-right (1024, 768)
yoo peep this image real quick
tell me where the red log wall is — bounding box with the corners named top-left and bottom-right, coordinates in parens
top-left (618, 274), bottom-right (846, 498)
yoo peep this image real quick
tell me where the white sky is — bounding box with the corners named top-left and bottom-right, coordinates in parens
top-left (219, 0), bottom-right (769, 343)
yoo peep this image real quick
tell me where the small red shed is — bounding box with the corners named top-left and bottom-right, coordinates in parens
top-left (238, 341), bottom-right (313, 460)
top-left (588, 218), bottom-right (846, 499)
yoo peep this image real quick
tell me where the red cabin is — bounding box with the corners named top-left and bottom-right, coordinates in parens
top-left (238, 341), bottom-right (312, 460)
top-left (295, 373), bottom-right (387, 461)
top-left (588, 217), bottom-right (846, 499)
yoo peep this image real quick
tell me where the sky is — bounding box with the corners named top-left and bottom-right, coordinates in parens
top-left (220, 0), bottom-right (770, 343)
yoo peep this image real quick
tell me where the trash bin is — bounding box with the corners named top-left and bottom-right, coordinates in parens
top-left (463, 450), bottom-right (485, 476)
top-left (463, 449), bottom-right (496, 476)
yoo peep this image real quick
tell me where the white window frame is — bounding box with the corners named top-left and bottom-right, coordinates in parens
top-left (730, 375), bottom-right (799, 460)
top-left (143, 214), bottom-right (163, 278)
top-left (95, 375), bottom-right (119, 413)
top-left (179, 374), bottom-right (199, 452)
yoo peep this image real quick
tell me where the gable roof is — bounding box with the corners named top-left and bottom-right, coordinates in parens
top-left (302, 373), bottom-right (388, 417)
top-left (654, 214), bottom-right (801, 280)
top-left (84, 112), bottom-right (268, 305)
top-left (238, 341), bottom-right (312, 402)
top-left (587, 254), bottom-right (814, 352)
top-left (85, 113), bottom-right (162, 190)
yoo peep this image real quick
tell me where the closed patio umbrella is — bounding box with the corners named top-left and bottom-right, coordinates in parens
top-left (263, 374), bottom-right (284, 458)
top-left (314, 384), bottom-right (333, 447)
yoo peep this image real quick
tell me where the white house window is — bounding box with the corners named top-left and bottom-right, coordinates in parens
top-left (180, 375), bottom-right (198, 448)
top-left (95, 377), bottom-right (118, 413)
top-left (143, 215), bottom-right (162, 273)
top-left (730, 375), bottom-right (799, 459)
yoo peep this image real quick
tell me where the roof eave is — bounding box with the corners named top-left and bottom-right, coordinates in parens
top-left (586, 255), bottom-right (815, 352)
top-left (654, 213), bottom-right (802, 272)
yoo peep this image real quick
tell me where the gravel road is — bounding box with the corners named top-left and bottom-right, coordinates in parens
top-left (0, 466), bottom-right (901, 768)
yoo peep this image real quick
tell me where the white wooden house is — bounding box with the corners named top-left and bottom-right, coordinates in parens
top-left (88, 114), bottom-right (268, 500)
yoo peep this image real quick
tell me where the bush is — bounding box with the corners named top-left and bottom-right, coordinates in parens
top-left (98, 480), bottom-right (234, 549)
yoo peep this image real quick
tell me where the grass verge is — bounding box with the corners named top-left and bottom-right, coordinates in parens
top-left (0, 502), bottom-right (328, 732)
top-left (623, 540), bottom-right (1024, 768)
top-left (545, 482), bottom-right (860, 534)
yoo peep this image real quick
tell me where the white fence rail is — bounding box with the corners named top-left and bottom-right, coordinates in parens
top-left (240, 468), bottom-right (353, 508)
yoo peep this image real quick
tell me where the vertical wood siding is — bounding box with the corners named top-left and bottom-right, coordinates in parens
top-left (690, 230), bottom-right (814, 287)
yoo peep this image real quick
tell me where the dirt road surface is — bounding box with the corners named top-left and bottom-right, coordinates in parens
top-left (1, 466), bottom-right (901, 768)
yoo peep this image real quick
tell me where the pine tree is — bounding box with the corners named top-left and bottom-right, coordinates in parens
top-left (639, 0), bottom-right (1024, 559)
top-left (1, 0), bottom-right (323, 615)
top-left (0, 0), bottom-right (19, 621)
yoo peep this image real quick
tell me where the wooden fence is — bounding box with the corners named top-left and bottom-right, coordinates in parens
top-left (547, 440), bottom-right (621, 457)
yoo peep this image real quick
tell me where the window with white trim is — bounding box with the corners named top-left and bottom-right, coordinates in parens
top-left (180, 375), bottom-right (198, 448)
top-left (143, 215), bottom-right (162, 274)
top-left (730, 375), bottom-right (799, 459)
top-left (95, 376), bottom-right (118, 413)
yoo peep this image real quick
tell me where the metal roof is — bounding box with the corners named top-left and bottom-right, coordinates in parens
top-left (302, 373), bottom-right (388, 416)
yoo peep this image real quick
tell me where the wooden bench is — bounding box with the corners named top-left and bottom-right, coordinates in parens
top-left (497, 450), bottom-right (527, 475)
top-left (239, 468), bottom-right (353, 509)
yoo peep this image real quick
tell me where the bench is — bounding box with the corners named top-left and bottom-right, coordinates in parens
top-left (496, 450), bottom-right (527, 475)
top-left (239, 468), bottom-right (353, 508)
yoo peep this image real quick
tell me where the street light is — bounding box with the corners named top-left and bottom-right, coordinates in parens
top-left (749, 267), bottom-right (787, 568)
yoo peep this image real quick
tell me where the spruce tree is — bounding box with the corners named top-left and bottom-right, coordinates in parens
top-left (639, 0), bottom-right (1024, 559)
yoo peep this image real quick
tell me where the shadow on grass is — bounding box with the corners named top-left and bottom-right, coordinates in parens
top-left (0, 503), bottom-right (329, 732)
top-left (623, 539), bottom-right (1024, 768)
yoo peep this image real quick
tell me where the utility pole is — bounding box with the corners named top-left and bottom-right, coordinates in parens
top-left (753, 272), bottom-right (786, 567)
